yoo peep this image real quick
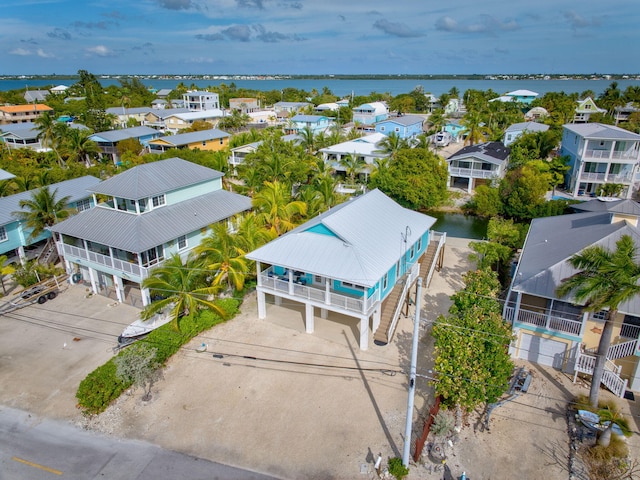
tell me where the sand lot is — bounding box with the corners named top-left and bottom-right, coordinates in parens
top-left (1, 236), bottom-right (639, 479)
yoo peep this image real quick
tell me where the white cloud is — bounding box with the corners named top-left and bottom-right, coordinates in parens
top-left (86, 45), bottom-right (115, 57)
top-left (36, 48), bottom-right (54, 58)
top-left (10, 48), bottom-right (31, 56)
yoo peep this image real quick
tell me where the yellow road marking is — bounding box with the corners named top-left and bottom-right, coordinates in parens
top-left (12, 456), bottom-right (63, 475)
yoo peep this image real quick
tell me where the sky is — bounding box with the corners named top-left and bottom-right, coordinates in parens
top-left (2, 0), bottom-right (639, 76)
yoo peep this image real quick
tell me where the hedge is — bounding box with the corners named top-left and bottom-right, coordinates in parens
top-left (76, 298), bottom-right (239, 415)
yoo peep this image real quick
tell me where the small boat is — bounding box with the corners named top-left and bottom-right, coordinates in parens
top-left (577, 410), bottom-right (624, 436)
top-left (117, 307), bottom-right (173, 347)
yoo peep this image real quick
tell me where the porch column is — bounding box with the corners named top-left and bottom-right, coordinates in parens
top-left (257, 290), bottom-right (266, 319)
top-left (545, 299), bottom-right (554, 329)
top-left (256, 261), bottom-right (262, 287)
top-left (324, 278), bottom-right (331, 305)
top-left (629, 357), bottom-right (640, 392)
top-left (512, 291), bottom-right (522, 324)
top-left (359, 315), bottom-right (369, 350)
top-left (320, 308), bottom-right (328, 319)
top-left (288, 270), bottom-right (294, 295)
top-left (372, 308), bottom-right (381, 332)
top-left (141, 287), bottom-right (151, 307)
top-left (467, 176), bottom-right (472, 193)
top-left (579, 311), bottom-right (589, 338)
top-left (88, 267), bottom-right (98, 295)
top-left (17, 246), bottom-right (26, 265)
top-left (305, 303), bottom-right (314, 333)
top-left (113, 275), bottom-right (124, 303)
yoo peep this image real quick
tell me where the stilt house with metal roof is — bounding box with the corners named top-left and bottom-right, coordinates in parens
top-left (246, 189), bottom-right (446, 350)
top-left (50, 158), bottom-right (251, 307)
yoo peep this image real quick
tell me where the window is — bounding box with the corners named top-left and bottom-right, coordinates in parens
top-left (177, 235), bottom-right (187, 250)
top-left (380, 126), bottom-right (385, 132)
top-left (592, 310), bottom-right (607, 321)
top-left (141, 246), bottom-right (164, 267)
top-left (382, 273), bottom-right (388, 290)
top-left (76, 198), bottom-right (91, 212)
top-left (410, 245), bottom-right (415, 259)
top-left (417, 237), bottom-right (422, 252)
top-left (152, 194), bottom-right (166, 208)
top-left (341, 281), bottom-right (363, 291)
top-left (0, 225), bottom-right (7, 242)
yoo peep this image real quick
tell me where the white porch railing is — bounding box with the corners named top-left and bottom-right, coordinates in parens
top-left (425, 231), bottom-right (446, 288)
top-left (57, 242), bottom-right (147, 278)
top-left (579, 172), bottom-right (634, 183)
top-left (448, 167), bottom-right (497, 179)
top-left (504, 306), bottom-right (582, 336)
top-left (258, 271), bottom-right (378, 316)
top-left (574, 350), bottom-right (628, 398)
top-left (584, 149), bottom-right (637, 160)
top-left (386, 261), bottom-right (421, 343)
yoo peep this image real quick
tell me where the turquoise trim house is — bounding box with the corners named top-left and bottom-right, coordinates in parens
top-left (0, 176), bottom-right (100, 263)
top-left (246, 189), bottom-right (439, 350)
top-left (374, 115), bottom-right (424, 140)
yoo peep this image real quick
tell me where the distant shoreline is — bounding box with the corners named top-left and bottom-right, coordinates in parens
top-left (2, 73), bottom-right (640, 82)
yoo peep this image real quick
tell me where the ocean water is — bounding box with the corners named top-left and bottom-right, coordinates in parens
top-left (2, 77), bottom-right (640, 98)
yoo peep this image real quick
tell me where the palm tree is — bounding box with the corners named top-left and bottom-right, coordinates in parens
top-left (460, 110), bottom-right (488, 146)
top-left (375, 132), bottom-right (407, 160)
top-left (596, 405), bottom-right (631, 447)
top-left (195, 222), bottom-right (248, 291)
top-left (0, 254), bottom-right (16, 295)
top-left (428, 108), bottom-right (446, 134)
top-left (140, 254), bottom-right (225, 331)
top-left (63, 128), bottom-right (101, 167)
top-left (556, 235), bottom-right (640, 407)
top-left (338, 153), bottom-right (367, 184)
top-left (252, 180), bottom-right (307, 236)
top-left (13, 186), bottom-right (71, 241)
top-left (299, 126), bottom-right (316, 154)
top-left (34, 111), bottom-right (64, 166)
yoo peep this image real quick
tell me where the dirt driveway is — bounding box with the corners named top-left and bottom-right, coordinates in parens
top-left (2, 237), bottom-right (639, 479)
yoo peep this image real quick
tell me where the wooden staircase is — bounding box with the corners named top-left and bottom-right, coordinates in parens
top-left (373, 280), bottom-right (406, 345)
top-left (37, 238), bottom-right (59, 266)
top-left (419, 240), bottom-right (440, 287)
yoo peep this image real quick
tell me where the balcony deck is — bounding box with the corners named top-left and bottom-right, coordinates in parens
top-left (258, 268), bottom-right (377, 316)
top-left (504, 306), bottom-right (582, 337)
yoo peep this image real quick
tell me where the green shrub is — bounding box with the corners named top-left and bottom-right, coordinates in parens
top-left (75, 299), bottom-right (240, 415)
top-left (76, 360), bottom-right (131, 415)
top-left (388, 457), bottom-right (409, 480)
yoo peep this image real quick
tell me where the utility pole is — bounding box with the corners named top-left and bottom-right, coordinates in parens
top-left (402, 277), bottom-right (422, 467)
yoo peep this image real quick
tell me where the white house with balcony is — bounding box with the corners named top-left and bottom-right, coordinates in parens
top-left (50, 158), bottom-right (251, 307)
top-left (245, 189), bottom-right (445, 350)
top-left (183, 91), bottom-right (220, 111)
top-left (319, 132), bottom-right (389, 180)
top-left (352, 102), bottom-right (389, 126)
top-left (504, 198), bottom-right (640, 397)
top-left (447, 141), bottom-right (510, 192)
top-left (573, 97), bottom-right (606, 123)
top-left (560, 123), bottom-right (640, 198)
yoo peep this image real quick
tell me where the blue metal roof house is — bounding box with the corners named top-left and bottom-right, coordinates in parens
top-left (246, 189), bottom-right (446, 350)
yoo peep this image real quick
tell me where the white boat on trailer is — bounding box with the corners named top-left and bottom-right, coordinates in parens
top-left (117, 307), bottom-right (173, 348)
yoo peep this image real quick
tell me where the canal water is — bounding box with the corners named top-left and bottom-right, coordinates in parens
top-left (427, 211), bottom-right (488, 240)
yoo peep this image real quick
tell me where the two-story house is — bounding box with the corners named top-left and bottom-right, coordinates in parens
top-left (285, 114), bottom-right (333, 134)
top-left (89, 126), bottom-right (161, 165)
top-left (573, 97), bottom-right (606, 123)
top-left (142, 108), bottom-right (191, 130)
top-left (1, 122), bottom-right (89, 152)
top-left (503, 121), bottom-right (550, 147)
top-left (148, 129), bottom-right (230, 153)
top-left (229, 98), bottom-right (260, 113)
top-left (560, 123), bottom-right (640, 198)
top-left (273, 102), bottom-right (311, 114)
top-left (162, 110), bottom-right (224, 133)
top-left (50, 158), bottom-right (251, 307)
top-left (183, 91), bottom-right (220, 111)
top-left (106, 107), bottom-right (155, 128)
top-left (0, 104), bottom-right (53, 125)
top-left (0, 176), bottom-right (100, 264)
top-left (352, 102), bottom-right (389, 126)
top-left (319, 133), bottom-right (389, 178)
top-left (246, 188), bottom-right (445, 350)
top-left (374, 115), bottom-right (424, 140)
top-left (447, 142), bottom-right (510, 192)
top-left (504, 198), bottom-right (640, 396)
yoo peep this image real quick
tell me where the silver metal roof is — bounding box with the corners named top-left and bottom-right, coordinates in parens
top-left (562, 123), bottom-right (640, 140)
top-left (572, 198), bottom-right (640, 217)
top-left (0, 176), bottom-right (100, 227)
top-left (246, 189), bottom-right (436, 287)
top-left (511, 211), bottom-right (640, 315)
top-left (377, 115), bottom-right (424, 127)
top-left (90, 126), bottom-right (159, 143)
top-left (151, 129), bottom-right (230, 147)
top-left (505, 121), bottom-right (549, 134)
top-left (50, 189), bottom-right (251, 253)
top-left (0, 169), bottom-right (15, 181)
top-left (89, 157), bottom-right (223, 200)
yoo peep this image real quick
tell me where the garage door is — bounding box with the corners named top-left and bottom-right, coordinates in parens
top-left (518, 333), bottom-right (567, 370)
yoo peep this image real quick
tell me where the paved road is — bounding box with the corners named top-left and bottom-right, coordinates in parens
top-left (0, 407), bottom-right (278, 480)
